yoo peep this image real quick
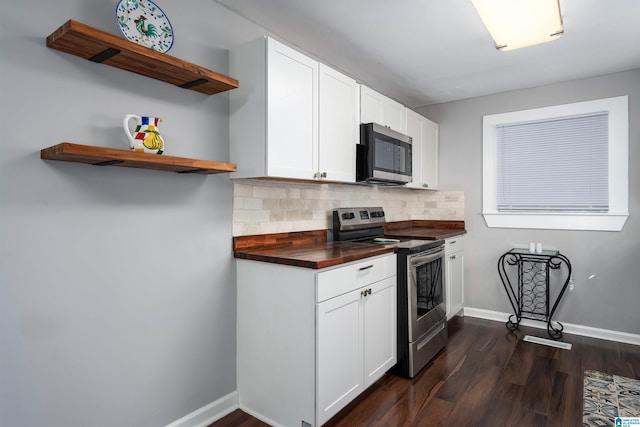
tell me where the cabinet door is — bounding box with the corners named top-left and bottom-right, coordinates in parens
top-left (316, 289), bottom-right (363, 426)
top-left (360, 85), bottom-right (385, 125)
top-left (363, 276), bottom-right (397, 388)
top-left (319, 64), bottom-right (358, 182)
top-left (405, 109), bottom-right (424, 189)
top-left (267, 38), bottom-right (318, 180)
top-left (421, 117), bottom-right (439, 190)
top-left (446, 250), bottom-right (464, 319)
top-left (405, 109), bottom-right (439, 190)
top-left (383, 97), bottom-right (407, 133)
top-left (360, 85), bottom-right (406, 133)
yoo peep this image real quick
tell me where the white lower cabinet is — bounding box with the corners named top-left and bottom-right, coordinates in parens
top-left (237, 254), bottom-right (397, 427)
top-left (316, 287), bottom-right (363, 423)
top-left (362, 276), bottom-right (397, 386)
top-left (317, 275), bottom-right (397, 425)
top-left (444, 236), bottom-right (465, 319)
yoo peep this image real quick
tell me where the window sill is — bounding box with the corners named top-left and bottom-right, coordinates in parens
top-left (482, 211), bottom-right (628, 231)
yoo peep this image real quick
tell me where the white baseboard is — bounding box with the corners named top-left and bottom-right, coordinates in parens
top-left (165, 391), bottom-right (239, 427)
top-left (238, 404), bottom-right (287, 427)
top-left (463, 307), bottom-right (640, 346)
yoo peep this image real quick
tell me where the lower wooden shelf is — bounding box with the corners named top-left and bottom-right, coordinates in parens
top-left (41, 143), bottom-right (237, 175)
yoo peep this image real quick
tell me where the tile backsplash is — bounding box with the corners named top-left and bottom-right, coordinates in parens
top-left (233, 179), bottom-right (464, 236)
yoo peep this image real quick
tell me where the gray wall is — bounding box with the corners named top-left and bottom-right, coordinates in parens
top-left (420, 69), bottom-right (640, 335)
top-left (2, 1), bottom-right (638, 425)
top-left (0, 1), bottom-right (265, 426)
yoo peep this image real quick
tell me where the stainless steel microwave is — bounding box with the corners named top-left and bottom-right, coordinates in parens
top-left (357, 123), bottom-right (412, 185)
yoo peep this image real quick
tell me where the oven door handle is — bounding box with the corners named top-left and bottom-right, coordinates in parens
top-left (410, 250), bottom-right (444, 267)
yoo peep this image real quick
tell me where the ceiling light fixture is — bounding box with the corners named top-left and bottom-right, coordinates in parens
top-left (471, 0), bottom-right (564, 51)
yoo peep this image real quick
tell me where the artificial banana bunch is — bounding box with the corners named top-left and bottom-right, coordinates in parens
top-left (143, 130), bottom-right (164, 150)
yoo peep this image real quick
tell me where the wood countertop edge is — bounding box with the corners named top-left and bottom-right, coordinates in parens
top-left (235, 246), bottom-right (396, 269)
top-left (233, 221), bottom-right (465, 252)
top-left (232, 220), bottom-right (466, 269)
top-left (233, 230), bottom-right (326, 252)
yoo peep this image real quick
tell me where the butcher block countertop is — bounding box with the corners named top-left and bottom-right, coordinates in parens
top-left (384, 220), bottom-right (466, 240)
top-left (234, 240), bottom-right (396, 269)
top-left (233, 221), bottom-right (465, 269)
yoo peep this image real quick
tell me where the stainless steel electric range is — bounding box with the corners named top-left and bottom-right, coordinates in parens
top-left (332, 207), bottom-right (448, 378)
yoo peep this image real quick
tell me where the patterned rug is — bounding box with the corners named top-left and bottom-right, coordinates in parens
top-left (583, 370), bottom-right (640, 426)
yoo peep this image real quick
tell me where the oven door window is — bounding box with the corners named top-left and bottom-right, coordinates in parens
top-left (413, 256), bottom-right (443, 317)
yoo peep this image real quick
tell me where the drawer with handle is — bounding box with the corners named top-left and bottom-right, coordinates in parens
top-left (444, 235), bottom-right (465, 255)
top-left (316, 253), bottom-right (396, 302)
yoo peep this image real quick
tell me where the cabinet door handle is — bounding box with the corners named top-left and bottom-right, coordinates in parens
top-left (423, 183), bottom-right (429, 188)
top-left (367, 288), bottom-right (372, 295)
top-left (449, 240), bottom-right (456, 244)
top-left (361, 288), bottom-right (372, 297)
top-left (321, 172), bottom-right (327, 178)
top-left (359, 264), bottom-right (374, 271)
top-left (451, 255), bottom-right (456, 260)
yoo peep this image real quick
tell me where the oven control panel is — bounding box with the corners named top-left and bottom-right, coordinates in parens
top-left (334, 207), bottom-right (386, 231)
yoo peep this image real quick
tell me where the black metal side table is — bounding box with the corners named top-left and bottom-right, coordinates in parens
top-left (498, 248), bottom-right (572, 339)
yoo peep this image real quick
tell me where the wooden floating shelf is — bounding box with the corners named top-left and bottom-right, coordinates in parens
top-left (46, 19), bottom-right (239, 95)
top-left (41, 143), bottom-right (237, 175)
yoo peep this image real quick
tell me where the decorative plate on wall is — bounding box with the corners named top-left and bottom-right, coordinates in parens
top-left (116, 0), bottom-right (174, 53)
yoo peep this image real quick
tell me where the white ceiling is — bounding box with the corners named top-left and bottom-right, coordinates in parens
top-left (215, 0), bottom-right (640, 108)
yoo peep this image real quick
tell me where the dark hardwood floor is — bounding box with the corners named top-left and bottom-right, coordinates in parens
top-left (210, 316), bottom-right (640, 427)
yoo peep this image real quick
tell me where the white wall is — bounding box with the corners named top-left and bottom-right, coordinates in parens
top-left (420, 69), bottom-right (640, 335)
top-left (0, 1), bottom-right (265, 426)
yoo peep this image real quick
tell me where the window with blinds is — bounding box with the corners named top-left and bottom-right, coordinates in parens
top-left (496, 112), bottom-right (609, 212)
top-left (482, 96), bottom-right (628, 231)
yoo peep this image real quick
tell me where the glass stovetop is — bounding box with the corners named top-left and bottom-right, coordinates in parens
top-left (350, 236), bottom-right (444, 252)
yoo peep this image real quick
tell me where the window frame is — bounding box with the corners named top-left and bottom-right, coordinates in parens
top-left (482, 96), bottom-right (628, 231)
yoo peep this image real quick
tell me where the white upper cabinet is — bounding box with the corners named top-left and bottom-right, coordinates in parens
top-left (266, 39), bottom-right (318, 180)
top-left (229, 37), bottom-right (357, 182)
top-left (405, 109), bottom-right (424, 189)
top-left (360, 86), bottom-right (384, 125)
top-left (405, 108), bottom-right (439, 190)
top-left (360, 85), bottom-right (407, 133)
top-left (318, 64), bottom-right (358, 183)
top-left (421, 117), bottom-right (439, 190)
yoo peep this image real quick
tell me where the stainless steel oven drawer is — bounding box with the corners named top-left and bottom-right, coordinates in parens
top-left (408, 317), bottom-right (448, 378)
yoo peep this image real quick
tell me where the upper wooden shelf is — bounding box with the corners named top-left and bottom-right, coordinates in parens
top-left (46, 20), bottom-right (239, 95)
top-left (41, 143), bottom-right (237, 175)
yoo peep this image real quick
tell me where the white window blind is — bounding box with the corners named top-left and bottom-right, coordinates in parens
top-left (496, 112), bottom-right (609, 212)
